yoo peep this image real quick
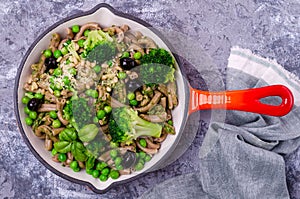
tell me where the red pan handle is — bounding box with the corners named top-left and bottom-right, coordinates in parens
top-left (188, 85), bottom-right (294, 116)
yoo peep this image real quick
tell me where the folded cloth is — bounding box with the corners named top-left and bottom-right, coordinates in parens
top-left (139, 46), bottom-right (300, 199)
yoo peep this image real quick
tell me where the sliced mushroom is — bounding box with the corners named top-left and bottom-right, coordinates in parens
top-left (140, 113), bottom-right (167, 123)
top-left (56, 99), bottom-right (69, 126)
top-left (120, 24), bottom-right (129, 32)
top-left (157, 84), bottom-right (168, 96)
top-left (52, 127), bottom-right (65, 136)
top-left (58, 38), bottom-right (69, 50)
top-left (136, 142), bottom-right (158, 154)
top-left (98, 150), bottom-right (111, 162)
top-left (45, 92), bottom-right (58, 103)
top-left (138, 37), bottom-right (157, 48)
top-left (52, 154), bottom-right (59, 163)
top-left (66, 28), bottom-right (74, 39)
top-left (78, 161), bottom-right (85, 169)
top-left (119, 169), bottom-right (131, 175)
top-left (145, 138), bottom-right (160, 149)
top-left (38, 104), bottom-right (57, 112)
top-left (154, 132), bottom-right (168, 143)
top-left (140, 96), bottom-right (150, 107)
top-left (135, 91), bottom-right (143, 101)
top-left (49, 33), bottom-right (61, 52)
top-left (45, 135), bottom-right (53, 151)
top-left (41, 115), bottom-right (52, 126)
top-left (111, 97), bottom-right (126, 108)
top-left (127, 43), bottom-right (145, 55)
top-left (167, 82), bottom-right (178, 108)
top-left (159, 97), bottom-right (167, 109)
top-left (167, 93), bottom-right (173, 110)
top-left (100, 124), bottom-right (109, 133)
top-left (135, 91), bottom-right (162, 113)
top-left (74, 23), bottom-right (100, 40)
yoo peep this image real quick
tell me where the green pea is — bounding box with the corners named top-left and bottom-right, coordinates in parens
top-left (86, 168), bottom-right (93, 175)
top-left (114, 157), bottom-right (122, 166)
top-left (80, 50), bottom-right (87, 58)
top-left (127, 92), bottom-right (135, 101)
top-left (73, 167), bottom-right (80, 172)
top-left (53, 49), bottom-right (62, 58)
top-left (34, 93), bottom-right (43, 99)
top-left (84, 29), bottom-right (90, 37)
top-left (72, 25), bottom-right (80, 33)
top-left (110, 149), bottom-right (118, 159)
top-left (62, 76), bottom-right (70, 85)
top-left (51, 148), bottom-right (57, 156)
top-left (54, 90), bottom-right (61, 97)
top-left (93, 116), bottom-right (99, 123)
top-left (116, 165), bottom-right (123, 170)
top-left (64, 114), bottom-right (70, 121)
top-left (66, 59), bottom-right (71, 65)
top-left (139, 139), bottom-right (147, 148)
top-left (90, 90), bottom-right (98, 99)
top-left (22, 96), bottom-right (30, 104)
top-left (96, 162), bottom-right (108, 171)
top-left (69, 68), bottom-right (77, 75)
top-left (54, 84), bottom-right (63, 91)
top-left (58, 153), bottom-right (67, 162)
top-left (129, 99), bottom-right (138, 106)
top-left (61, 47), bottom-right (68, 55)
top-left (139, 151), bottom-right (146, 159)
top-left (97, 110), bottom-right (106, 120)
top-left (101, 168), bottom-right (110, 176)
top-left (99, 174), bottom-right (108, 182)
top-left (25, 92), bottom-right (34, 99)
top-left (24, 106), bottom-right (31, 114)
top-left (49, 111), bottom-right (58, 119)
top-left (43, 49), bottom-right (52, 58)
top-left (92, 170), bottom-right (100, 178)
top-left (29, 111), bottom-right (37, 120)
top-left (70, 161), bottom-right (78, 170)
top-left (107, 60), bottom-right (113, 67)
top-left (53, 68), bottom-right (62, 77)
top-left (145, 155), bottom-right (152, 162)
top-left (167, 120), bottom-right (173, 125)
top-left (135, 162), bottom-right (144, 171)
top-left (104, 106), bottom-right (112, 114)
top-left (134, 51), bottom-right (142, 60)
top-left (25, 117), bottom-right (33, 126)
top-left (93, 65), bottom-right (101, 73)
top-left (52, 119), bottom-right (61, 128)
top-left (110, 142), bottom-right (119, 148)
top-left (77, 39), bottom-right (85, 48)
top-left (109, 170), bottom-right (119, 179)
top-left (118, 72), bottom-right (127, 80)
top-left (139, 159), bottom-right (145, 166)
top-left (122, 51), bottom-right (130, 58)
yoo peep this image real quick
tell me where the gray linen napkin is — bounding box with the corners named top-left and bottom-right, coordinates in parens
top-left (139, 47), bottom-right (300, 199)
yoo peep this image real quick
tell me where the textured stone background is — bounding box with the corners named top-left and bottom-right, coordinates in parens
top-left (0, 0), bottom-right (299, 198)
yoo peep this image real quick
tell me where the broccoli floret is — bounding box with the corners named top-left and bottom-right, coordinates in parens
top-left (83, 29), bottom-right (117, 64)
top-left (108, 107), bottom-right (162, 143)
top-left (140, 48), bottom-right (175, 85)
top-left (86, 41), bottom-right (116, 64)
top-left (72, 98), bottom-right (93, 129)
top-left (83, 30), bottom-right (113, 51)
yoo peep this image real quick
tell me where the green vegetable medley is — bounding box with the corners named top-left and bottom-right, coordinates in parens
top-left (22, 22), bottom-right (178, 182)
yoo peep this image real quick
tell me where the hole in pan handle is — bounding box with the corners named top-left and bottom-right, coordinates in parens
top-left (188, 85), bottom-right (294, 116)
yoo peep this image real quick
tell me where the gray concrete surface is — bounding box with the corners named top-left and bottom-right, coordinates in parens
top-left (0, 0), bottom-right (299, 198)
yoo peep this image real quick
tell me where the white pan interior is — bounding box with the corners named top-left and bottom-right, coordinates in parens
top-left (16, 6), bottom-right (187, 191)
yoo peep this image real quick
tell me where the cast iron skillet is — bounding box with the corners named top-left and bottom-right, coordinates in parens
top-left (14, 3), bottom-right (294, 193)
